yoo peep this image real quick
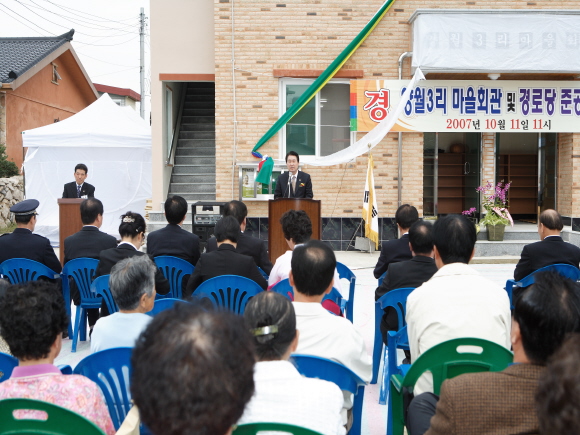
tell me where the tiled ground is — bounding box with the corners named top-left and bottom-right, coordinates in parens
top-left (54, 251), bottom-right (517, 435)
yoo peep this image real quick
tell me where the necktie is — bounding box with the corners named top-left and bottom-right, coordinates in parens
top-left (77, 185), bottom-right (81, 198)
top-left (291, 175), bottom-right (296, 196)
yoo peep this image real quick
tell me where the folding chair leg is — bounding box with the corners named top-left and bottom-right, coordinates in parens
top-left (379, 346), bottom-right (389, 405)
top-left (71, 306), bottom-right (82, 353)
top-left (79, 309), bottom-right (87, 342)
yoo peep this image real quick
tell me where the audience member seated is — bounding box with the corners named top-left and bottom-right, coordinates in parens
top-left (95, 211), bottom-right (169, 317)
top-left (90, 256), bottom-right (155, 353)
top-left (238, 291), bottom-right (345, 435)
top-left (0, 199), bottom-right (61, 273)
top-left (207, 200), bottom-right (273, 275)
top-left (375, 220), bottom-right (438, 345)
top-left (290, 240), bottom-right (372, 425)
top-left (146, 195), bottom-right (200, 267)
top-left (184, 216), bottom-right (267, 297)
top-left (64, 198), bottom-right (117, 330)
top-left (406, 271), bottom-right (580, 435)
top-left (536, 333), bottom-right (580, 435)
top-left (131, 303), bottom-right (255, 435)
top-left (373, 204), bottom-right (418, 279)
top-left (514, 209), bottom-right (580, 281)
top-left (407, 214), bottom-right (511, 396)
top-left (268, 210), bottom-right (342, 314)
top-left (0, 281), bottom-right (114, 434)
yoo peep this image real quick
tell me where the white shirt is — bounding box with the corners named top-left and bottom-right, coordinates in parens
top-left (268, 250), bottom-right (344, 297)
top-left (406, 262), bottom-right (511, 395)
top-left (90, 312), bottom-right (152, 353)
top-left (237, 360), bottom-right (345, 435)
top-left (292, 302), bottom-right (372, 422)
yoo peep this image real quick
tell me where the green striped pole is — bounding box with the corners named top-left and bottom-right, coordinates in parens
top-left (252, 0), bottom-right (397, 156)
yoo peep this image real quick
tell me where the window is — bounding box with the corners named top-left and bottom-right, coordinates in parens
top-left (280, 79), bottom-right (351, 158)
top-left (165, 86), bottom-right (173, 151)
top-left (51, 63), bottom-right (61, 85)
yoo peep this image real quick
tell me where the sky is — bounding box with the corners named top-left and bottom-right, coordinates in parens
top-left (1, 0), bottom-right (151, 116)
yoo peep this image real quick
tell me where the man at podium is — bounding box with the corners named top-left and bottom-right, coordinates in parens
top-left (274, 151), bottom-right (313, 199)
top-left (62, 163), bottom-right (95, 199)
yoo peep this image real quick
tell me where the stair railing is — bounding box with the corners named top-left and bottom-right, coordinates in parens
top-left (166, 87), bottom-right (188, 166)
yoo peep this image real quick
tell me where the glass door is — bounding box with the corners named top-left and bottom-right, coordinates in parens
top-left (464, 133), bottom-right (481, 216)
top-left (423, 133), bottom-right (437, 216)
top-left (539, 133), bottom-right (557, 212)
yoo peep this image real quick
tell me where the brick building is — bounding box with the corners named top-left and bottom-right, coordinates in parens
top-left (150, 0), bottom-right (580, 248)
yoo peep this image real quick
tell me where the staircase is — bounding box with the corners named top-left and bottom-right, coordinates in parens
top-left (168, 82), bottom-right (216, 201)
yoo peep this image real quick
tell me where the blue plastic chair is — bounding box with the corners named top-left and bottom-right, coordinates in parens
top-left (194, 275), bottom-right (263, 314)
top-left (505, 263), bottom-right (580, 307)
top-left (381, 326), bottom-right (411, 408)
top-left (337, 262), bottom-right (356, 322)
top-left (92, 275), bottom-right (119, 315)
top-left (0, 258), bottom-right (60, 284)
top-left (257, 267), bottom-right (269, 280)
top-left (62, 258), bottom-right (100, 352)
top-left (0, 352), bottom-right (18, 383)
top-left (371, 287), bottom-right (415, 385)
top-left (378, 271), bottom-right (387, 287)
top-left (271, 279), bottom-right (345, 316)
top-left (73, 347), bottom-right (133, 430)
top-left (292, 354), bottom-right (366, 435)
top-left (153, 256), bottom-right (194, 300)
top-left (147, 298), bottom-right (188, 316)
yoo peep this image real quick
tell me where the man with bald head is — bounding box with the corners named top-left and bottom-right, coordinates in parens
top-left (514, 209), bottom-right (580, 281)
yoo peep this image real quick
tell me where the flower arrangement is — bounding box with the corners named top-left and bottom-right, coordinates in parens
top-left (463, 181), bottom-right (514, 227)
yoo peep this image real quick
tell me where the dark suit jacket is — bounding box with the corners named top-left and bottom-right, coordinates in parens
top-left (207, 232), bottom-right (273, 275)
top-left (64, 226), bottom-right (118, 264)
top-left (514, 236), bottom-right (580, 281)
top-left (375, 255), bottom-right (438, 340)
top-left (184, 243), bottom-right (268, 298)
top-left (373, 234), bottom-right (412, 279)
top-left (425, 364), bottom-right (544, 435)
top-left (273, 171), bottom-right (313, 199)
top-left (147, 224), bottom-right (201, 266)
top-left (62, 181), bottom-right (95, 198)
top-left (95, 243), bottom-right (170, 315)
top-left (0, 228), bottom-right (62, 273)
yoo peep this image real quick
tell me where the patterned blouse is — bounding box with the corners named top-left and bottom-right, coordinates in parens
top-left (0, 364), bottom-right (115, 435)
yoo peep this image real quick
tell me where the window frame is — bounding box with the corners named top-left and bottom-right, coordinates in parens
top-left (278, 78), bottom-right (352, 162)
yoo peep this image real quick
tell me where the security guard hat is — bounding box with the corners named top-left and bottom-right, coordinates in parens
top-left (10, 199), bottom-right (40, 216)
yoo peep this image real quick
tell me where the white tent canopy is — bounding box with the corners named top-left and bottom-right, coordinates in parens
top-left (22, 93), bottom-right (152, 245)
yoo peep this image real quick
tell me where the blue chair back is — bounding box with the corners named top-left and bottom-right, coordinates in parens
top-left (336, 262), bottom-right (356, 322)
top-left (257, 267), bottom-right (269, 280)
top-left (92, 275), bottom-right (119, 315)
top-left (153, 256), bottom-right (194, 299)
top-left (0, 352), bottom-right (18, 383)
top-left (147, 298), bottom-right (188, 316)
top-left (0, 258), bottom-right (59, 284)
top-left (372, 287), bottom-right (415, 385)
top-left (271, 278), bottom-right (294, 300)
top-left (378, 271), bottom-right (387, 287)
top-left (194, 275), bottom-right (263, 314)
top-left (506, 263), bottom-right (580, 306)
top-left (62, 258), bottom-right (100, 306)
top-left (73, 347), bottom-right (133, 430)
top-left (292, 354), bottom-right (366, 435)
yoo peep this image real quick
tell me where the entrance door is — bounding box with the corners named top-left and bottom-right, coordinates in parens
top-left (464, 133), bottom-right (481, 214)
top-left (539, 133), bottom-right (557, 212)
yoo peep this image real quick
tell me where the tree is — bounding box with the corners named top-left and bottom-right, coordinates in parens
top-left (0, 145), bottom-right (18, 178)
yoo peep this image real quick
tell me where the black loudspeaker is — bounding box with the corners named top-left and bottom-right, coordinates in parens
top-left (191, 202), bottom-right (226, 252)
top-left (193, 224), bottom-right (215, 252)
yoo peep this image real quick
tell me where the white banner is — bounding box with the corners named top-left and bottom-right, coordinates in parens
top-left (350, 79), bottom-right (580, 133)
top-left (362, 153), bottom-right (379, 249)
top-left (412, 12), bottom-right (580, 73)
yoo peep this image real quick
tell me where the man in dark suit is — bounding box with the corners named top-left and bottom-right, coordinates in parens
top-left (64, 198), bottom-right (117, 327)
top-left (62, 163), bottom-right (95, 198)
top-left (206, 200), bottom-right (272, 275)
top-left (373, 204), bottom-right (419, 279)
top-left (407, 272), bottom-right (580, 435)
top-left (147, 195), bottom-right (201, 266)
top-left (514, 209), bottom-right (580, 282)
top-left (185, 216), bottom-right (267, 298)
top-left (0, 199), bottom-right (61, 273)
top-left (375, 220), bottom-right (438, 343)
top-left (273, 151), bottom-right (313, 199)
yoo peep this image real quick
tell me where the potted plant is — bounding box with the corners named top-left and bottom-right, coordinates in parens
top-left (464, 181), bottom-right (513, 241)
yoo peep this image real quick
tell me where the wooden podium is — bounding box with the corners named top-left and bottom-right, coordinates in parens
top-left (268, 198), bottom-right (321, 262)
top-left (57, 198), bottom-right (84, 265)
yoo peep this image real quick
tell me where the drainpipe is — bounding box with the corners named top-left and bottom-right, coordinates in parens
top-left (397, 51), bottom-right (412, 207)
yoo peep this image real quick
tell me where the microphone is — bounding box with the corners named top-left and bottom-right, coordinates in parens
top-left (286, 173), bottom-right (292, 198)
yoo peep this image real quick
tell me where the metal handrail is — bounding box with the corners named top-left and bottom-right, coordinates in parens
top-left (166, 87), bottom-right (188, 166)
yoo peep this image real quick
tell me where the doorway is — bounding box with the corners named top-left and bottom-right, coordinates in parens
top-left (495, 133), bottom-right (557, 222)
top-left (423, 132), bottom-right (481, 216)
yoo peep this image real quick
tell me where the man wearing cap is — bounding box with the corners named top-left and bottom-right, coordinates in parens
top-left (0, 199), bottom-right (62, 273)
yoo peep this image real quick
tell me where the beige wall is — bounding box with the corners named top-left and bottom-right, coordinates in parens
top-left (150, 0), bottom-right (215, 210)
